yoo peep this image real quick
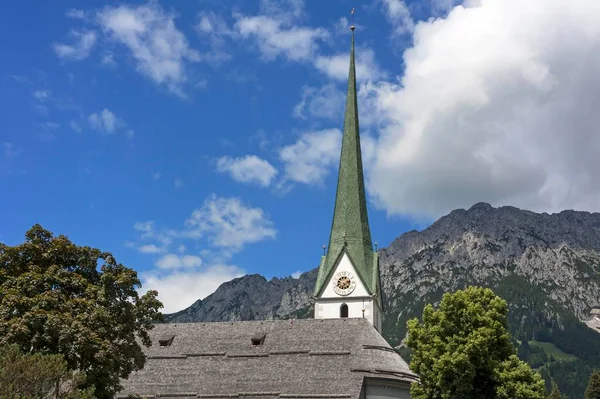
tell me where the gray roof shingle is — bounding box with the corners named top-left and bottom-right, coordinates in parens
top-left (119, 318), bottom-right (417, 399)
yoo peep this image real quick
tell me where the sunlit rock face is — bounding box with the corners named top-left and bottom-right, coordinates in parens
top-left (166, 203), bottom-right (600, 341)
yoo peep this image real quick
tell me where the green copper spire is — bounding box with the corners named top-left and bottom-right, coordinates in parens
top-left (314, 26), bottom-right (379, 297)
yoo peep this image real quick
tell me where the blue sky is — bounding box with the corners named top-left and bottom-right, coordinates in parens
top-left (2, 0), bottom-right (600, 312)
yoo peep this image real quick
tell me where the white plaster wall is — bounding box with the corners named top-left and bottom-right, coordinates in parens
top-left (366, 383), bottom-right (411, 399)
top-left (314, 250), bottom-right (383, 331)
top-left (314, 297), bottom-right (382, 331)
top-left (316, 297), bottom-right (372, 319)
top-left (320, 252), bottom-right (369, 298)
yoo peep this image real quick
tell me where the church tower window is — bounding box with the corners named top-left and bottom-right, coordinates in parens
top-left (340, 303), bottom-right (349, 318)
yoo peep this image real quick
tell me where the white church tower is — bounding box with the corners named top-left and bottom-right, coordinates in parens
top-left (313, 24), bottom-right (383, 332)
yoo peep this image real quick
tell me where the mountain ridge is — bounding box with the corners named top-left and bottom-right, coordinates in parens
top-left (165, 202), bottom-right (600, 398)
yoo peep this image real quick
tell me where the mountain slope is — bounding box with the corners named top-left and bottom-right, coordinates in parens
top-left (165, 203), bottom-right (600, 398)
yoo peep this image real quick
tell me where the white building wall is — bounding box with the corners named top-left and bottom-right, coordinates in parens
top-left (314, 251), bottom-right (382, 331)
top-left (320, 253), bottom-right (369, 298)
top-left (366, 383), bottom-right (411, 399)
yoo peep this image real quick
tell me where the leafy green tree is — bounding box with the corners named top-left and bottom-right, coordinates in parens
top-left (406, 286), bottom-right (545, 399)
top-left (586, 370), bottom-right (600, 399)
top-left (0, 343), bottom-right (94, 398)
top-left (546, 382), bottom-right (566, 399)
top-left (0, 225), bottom-right (163, 399)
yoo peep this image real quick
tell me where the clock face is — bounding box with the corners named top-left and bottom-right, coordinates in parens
top-left (332, 271), bottom-right (356, 296)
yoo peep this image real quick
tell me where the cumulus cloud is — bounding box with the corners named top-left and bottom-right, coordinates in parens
top-left (69, 120), bottom-right (82, 133)
top-left (138, 244), bottom-right (163, 254)
top-left (279, 129), bottom-right (342, 185)
top-left (294, 84), bottom-right (345, 120)
top-left (53, 30), bottom-right (97, 60)
top-left (365, 0), bottom-right (600, 218)
top-left (33, 90), bottom-right (52, 101)
top-left (216, 155), bottom-right (278, 187)
top-left (233, 0), bottom-right (328, 62)
top-left (235, 16), bottom-right (328, 62)
top-left (195, 11), bottom-right (234, 62)
top-left (314, 47), bottom-right (385, 82)
top-left (97, 2), bottom-right (200, 95)
top-left (141, 264), bottom-right (245, 313)
top-left (185, 195), bottom-right (277, 249)
top-left (88, 108), bottom-right (121, 133)
top-left (155, 253), bottom-right (202, 269)
top-left (381, 0), bottom-right (415, 36)
top-left (130, 195), bottom-right (276, 312)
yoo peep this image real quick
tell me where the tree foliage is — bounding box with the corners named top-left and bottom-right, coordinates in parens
top-left (586, 370), bottom-right (600, 399)
top-left (546, 383), bottom-right (567, 399)
top-left (0, 225), bottom-right (163, 398)
top-left (0, 343), bottom-right (94, 399)
top-left (406, 286), bottom-right (545, 399)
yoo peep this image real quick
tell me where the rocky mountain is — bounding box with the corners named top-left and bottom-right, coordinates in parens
top-left (165, 202), bottom-right (600, 398)
top-left (166, 270), bottom-right (317, 322)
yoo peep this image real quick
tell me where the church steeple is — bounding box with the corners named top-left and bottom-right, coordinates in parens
top-left (313, 25), bottom-right (379, 299)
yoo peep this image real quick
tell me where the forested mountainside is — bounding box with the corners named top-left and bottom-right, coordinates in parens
top-left (166, 202), bottom-right (600, 398)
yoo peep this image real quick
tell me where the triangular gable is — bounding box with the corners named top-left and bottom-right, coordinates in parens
top-left (315, 247), bottom-right (373, 298)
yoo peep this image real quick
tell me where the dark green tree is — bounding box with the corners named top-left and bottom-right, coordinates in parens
top-left (586, 370), bottom-right (600, 399)
top-left (546, 382), bottom-right (566, 399)
top-left (0, 343), bottom-right (94, 398)
top-left (406, 286), bottom-right (545, 399)
top-left (0, 225), bottom-right (163, 398)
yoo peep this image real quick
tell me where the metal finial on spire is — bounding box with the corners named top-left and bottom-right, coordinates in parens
top-left (375, 241), bottom-right (378, 251)
top-left (350, 8), bottom-right (356, 31)
top-left (322, 244), bottom-right (326, 255)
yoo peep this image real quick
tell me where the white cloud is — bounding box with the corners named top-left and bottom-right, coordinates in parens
top-left (291, 270), bottom-right (302, 279)
top-left (381, 0), bottom-right (415, 35)
top-left (53, 30), bottom-right (97, 60)
top-left (155, 253), bottom-right (202, 269)
top-left (101, 52), bottom-right (117, 67)
top-left (294, 84), bottom-right (345, 120)
top-left (233, 1), bottom-right (327, 63)
top-left (259, 0), bottom-right (306, 22)
top-left (88, 108), bottom-right (120, 133)
top-left (142, 264), bottom-right (245, 313)
top-left (365, 0), bottom-right (600, 218)
top-left (33, 90), bottom-right (52, 101)
top-left (333, 17), bottom-right (350, 36)
top-left (133, 220), bottom-right (173, 246)
top-left (185, 195), bottom-right (277, 249)
top-left (431, 0), bottom-right (462, 16)
top-left (194, 11), bottom-right (234, 62)
top-left (314, 47), bottom-right (385, 82)
top-left (66, 9), bottom-right (86, 19)
top-left (279, 129), bottom-right (342, 185)
top-left (97, 2), bottom-right (200, 95)
top-left (139, 244), bottom-right (164, 254)
top-left (174, 178), bottom-right (183, 189)
top-left (69, 120), bottom-right (82, 133)
top-left (216, 155), bottom-right (278, 187)
top-left (235, 16), bottom-right (328, 62)
top-left (130, 195), bottom-right (275, 312)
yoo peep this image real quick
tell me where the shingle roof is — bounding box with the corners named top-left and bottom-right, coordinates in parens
top-left (118, 318), bottom-right (418, 399)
